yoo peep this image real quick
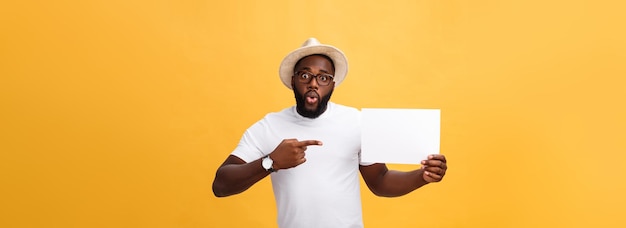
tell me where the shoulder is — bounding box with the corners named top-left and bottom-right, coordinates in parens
top-left (326, 102), bottom-right (361, 128)
top-left (262, 106), bottom-right (296, 121)
top-left (246, 106), bottom-right (296, 129)
top-left (329, 102), bottom-right (360, 117)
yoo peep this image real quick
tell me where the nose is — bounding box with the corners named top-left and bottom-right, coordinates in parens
top-left (307, 76), bottom-right (319, 90)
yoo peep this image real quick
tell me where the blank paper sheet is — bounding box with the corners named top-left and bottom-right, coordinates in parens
top-left (361, 108), bottom-right (440, 164)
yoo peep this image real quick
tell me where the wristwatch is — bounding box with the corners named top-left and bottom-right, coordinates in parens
top-left (262, 155), bottom-right (275, 172)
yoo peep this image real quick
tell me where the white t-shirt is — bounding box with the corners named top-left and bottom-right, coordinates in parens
top-left (232, 102), bottom-right (371, 228)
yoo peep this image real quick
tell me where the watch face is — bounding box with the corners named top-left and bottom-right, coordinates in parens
top-left (262, 157), bottom-right (272, 170)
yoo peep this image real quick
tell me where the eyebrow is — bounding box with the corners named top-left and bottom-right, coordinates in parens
top-left (297, 67), bottom-right (332, 74)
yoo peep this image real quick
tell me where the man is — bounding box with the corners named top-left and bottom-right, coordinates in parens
top-left (212, 38), bottom-right (448, 228)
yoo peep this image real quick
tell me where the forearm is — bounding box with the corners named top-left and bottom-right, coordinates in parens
top-left (212, 158), bottom-right (270, 197)
top-left (372, 169), bottom-right (429, 197)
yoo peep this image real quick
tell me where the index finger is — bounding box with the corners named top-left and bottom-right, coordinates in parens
top-left (427, 154), bottom-right (447, 163)
top-left (297, 140), bottom-right (323, 146)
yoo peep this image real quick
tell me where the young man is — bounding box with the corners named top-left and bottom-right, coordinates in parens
top-left (212, 38), bottom-right (448, 228)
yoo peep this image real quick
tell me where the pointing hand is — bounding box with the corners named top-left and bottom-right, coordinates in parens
top-left (269, 139), bottom-right (323, 171)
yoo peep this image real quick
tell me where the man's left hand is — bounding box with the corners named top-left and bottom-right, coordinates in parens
top-left (421, 154), bottom-right (447, 183)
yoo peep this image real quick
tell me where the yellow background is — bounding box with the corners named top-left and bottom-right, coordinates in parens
top-left (1, 0), bottom-right (625, 227)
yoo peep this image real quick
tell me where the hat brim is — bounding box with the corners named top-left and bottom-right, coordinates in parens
top-left (279, 45), bottom-right (348, 90)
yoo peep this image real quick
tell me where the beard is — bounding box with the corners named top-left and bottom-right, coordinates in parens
top-left (293, 86), bottom-right (334, 119)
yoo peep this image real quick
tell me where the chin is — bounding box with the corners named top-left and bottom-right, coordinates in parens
top-left (304, 104), bottom-right (318, 111)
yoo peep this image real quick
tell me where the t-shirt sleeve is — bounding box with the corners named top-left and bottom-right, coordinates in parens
top-left (356, 110), bottom-right (374, 166)
top-left (358, 149), bottom-right (375, 166)
top-left (231, 121), bottom-right (267, 163)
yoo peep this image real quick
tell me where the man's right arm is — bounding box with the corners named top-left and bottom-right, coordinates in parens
top-left (212, 139), bottom-right (323, 197)
top-left (212, 155), bottom-right (270, 197)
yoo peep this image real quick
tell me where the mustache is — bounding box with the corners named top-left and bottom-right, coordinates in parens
top-left (304, 90), bottom-right (320, 98)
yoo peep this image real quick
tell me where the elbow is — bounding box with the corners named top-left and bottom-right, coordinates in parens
top-left (367, 184), bottom-right (407, 198)
top-left (211, 172), bottom-right (227, 197)
top-left (212, 184), bottom-right (225, 197)
top-left (213, 184), bottom-right (245, 197)
top-left (213, 185), bottom-right (232, 198)
top-left (212, 176), bottom-right (243, 197)
top-left (212, 179), bottom-right (231, 197)
top-left (375, 192), bottom-right (405, 198)
top-left (367, 184), bottom-right (391, 197)
top-left (370, 189), bottom-right (397, 198)
top-left (212, 167), bottom-right (231, 197)
top-left (213, 189), bottom-right (228, 198)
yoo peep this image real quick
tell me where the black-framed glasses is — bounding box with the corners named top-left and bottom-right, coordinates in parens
top-left (293, 71), bottom-right (334, 86)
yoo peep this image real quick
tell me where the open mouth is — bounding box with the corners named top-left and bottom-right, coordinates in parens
top-left (305, 91), bottom-right (319, 105)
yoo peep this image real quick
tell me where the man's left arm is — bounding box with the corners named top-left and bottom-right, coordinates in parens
top-left (359, 154), bottom-right (447, 197)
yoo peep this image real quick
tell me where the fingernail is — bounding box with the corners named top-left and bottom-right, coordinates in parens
top-left (421, 160), bottom-right (426, 164)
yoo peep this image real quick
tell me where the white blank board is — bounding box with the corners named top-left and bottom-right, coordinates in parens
top-left (361, 108), bottom-right (440, 164)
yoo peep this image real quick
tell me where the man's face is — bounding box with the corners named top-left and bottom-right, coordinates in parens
top-left (292, 55), bottom-right (335, 118)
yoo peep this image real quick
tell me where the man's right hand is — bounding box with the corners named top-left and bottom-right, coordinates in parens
top-left (269, 139), bottom-right (323, 171)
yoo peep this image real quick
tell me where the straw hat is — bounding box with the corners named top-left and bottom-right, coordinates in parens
top-left (278, 38), bottom-right (348, 90)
